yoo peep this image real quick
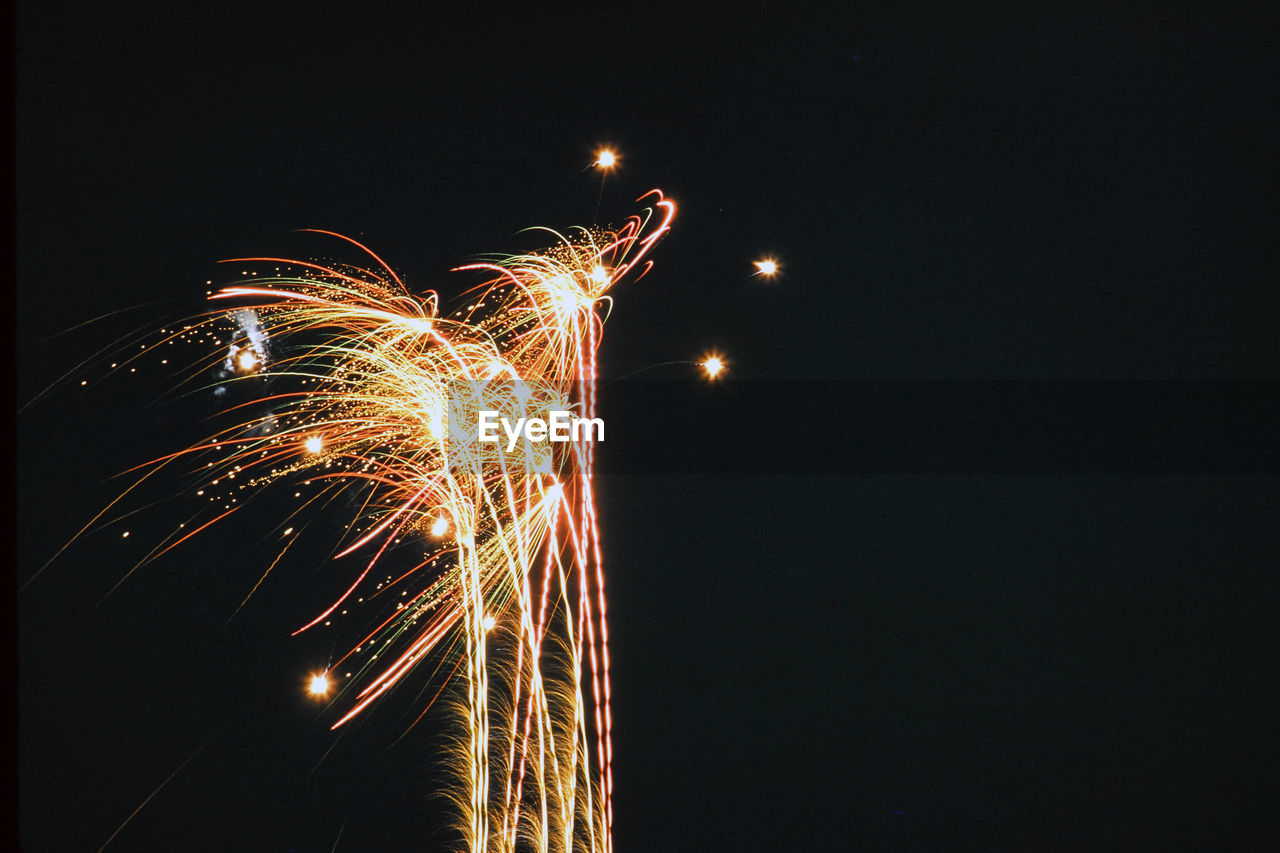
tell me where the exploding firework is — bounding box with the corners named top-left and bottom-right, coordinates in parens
top-left (105, 191), bottom-right (675, 852)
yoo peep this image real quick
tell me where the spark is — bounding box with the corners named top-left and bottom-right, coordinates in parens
top-left (431, 516), bottom-right (449, 537)
top-left (594, 149), bottom-right (616, 169)
top-left (308, 672), bottom-right (332, 697)
top-left (702, 355), bottom-right (726, 379)
top-left (753, 258), bottom-right (780, 277)
top-left (303, 436), bottom-right (323, 454)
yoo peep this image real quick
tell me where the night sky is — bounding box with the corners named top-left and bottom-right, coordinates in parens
top-left (17, 3), bottom-right (1280, 851)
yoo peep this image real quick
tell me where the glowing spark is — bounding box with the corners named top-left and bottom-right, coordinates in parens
top-left (482, 613), bottom-right (496, 632)
top-left (308, 672), bottom-right (331, 697)
top-left (702, 356), bottom-right (726, 379)
top-left (753, 258), bottom-right (780, 277)
top-left (594, 149), bottom-right (616, 168)
top-left (303, 436), bottom-right (323, 454)
top-left (236, 349), bottom-right (258, 371)
top-left (430, 516), bottom-right (448, 537)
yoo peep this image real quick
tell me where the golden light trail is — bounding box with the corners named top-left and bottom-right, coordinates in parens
top-left (111, 194), bottom-right (677, 853)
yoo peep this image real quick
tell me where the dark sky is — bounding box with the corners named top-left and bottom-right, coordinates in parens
top-left (17, 2), bottom-right (1280, 851)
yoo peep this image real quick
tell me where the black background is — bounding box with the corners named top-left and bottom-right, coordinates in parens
top-left (18, 2), bottom-right (1280, 850)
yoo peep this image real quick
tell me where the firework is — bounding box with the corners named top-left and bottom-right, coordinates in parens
top-left (114, 191), bottom-right (675, 852)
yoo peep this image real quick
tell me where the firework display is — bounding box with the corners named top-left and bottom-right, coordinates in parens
top-left (23, 7), bottom-right (1272, 849)
top-left (98, 192), bottom-right (674, 853)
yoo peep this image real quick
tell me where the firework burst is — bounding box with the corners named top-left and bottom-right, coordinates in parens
top-left (105, 191), bottom-right (675, 852)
